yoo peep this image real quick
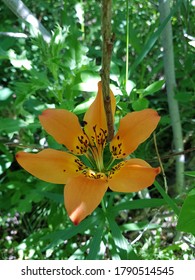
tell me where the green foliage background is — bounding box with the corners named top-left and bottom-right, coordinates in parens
top-left (0, 0), bottom-right (195, 260)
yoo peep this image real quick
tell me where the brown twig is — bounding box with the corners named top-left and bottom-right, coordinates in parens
top-left (153, 132), bottom-right (168, 193)
top-left (148, 147), bottom-right (195, 163)
top-left (101, 0), bottom-right (114, 142)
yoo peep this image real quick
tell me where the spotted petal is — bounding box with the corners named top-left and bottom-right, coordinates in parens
top-left (110, 109), bottom-right (160, 159)
top-left (108, 158), bottom-right (160, 192)
top-left (16, 149), bottom-right (84, 184)
top-left (64, 174), bottom-right (108, 225)
top-left (39, 109), bottom-right (89, 155)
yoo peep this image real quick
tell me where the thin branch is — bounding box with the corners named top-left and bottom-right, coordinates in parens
top-left (2, 0), bottom-right (51, 43)
top-left (101, 0), bottom-right (114, 142)
top-left (153, 132), bottom-right (168, 193)
top-left (152, 147), bottom-right (195, 162)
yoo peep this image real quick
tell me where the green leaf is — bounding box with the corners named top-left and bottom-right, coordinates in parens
top-left (43, 191), bottom-right (63, 203)
top-left (0, 143), bottom-right (13, 174)
top-left (42, 211), bottom-right (103, 251)
top-left (111, 198), bottom-right (166, 215)
top-left (107, 213), bottom-right (140, 260)
top-left (177, 188), bottom-right (195, 235)
top-left (120, 221), bottom-right (160, 232)
top-left (0, 47), bottom-right (9, 59)
top-left (184, 171), bottom-right (195, 178)
top-left (175, 92), bottom-right (192, 103)
top-left (154, 181), bottom-right (180, 216)
top-left (132, 97), bottom-right (149, 111)
top-left (0, 118), bottom-right (26, 133)
top-left (86, 217), bottom-right (105, 260)
top-left (129, 0), bottom-right (183, 76)
top-left (73, 98), bottom-right (94, 114)
top-left (143, 80), bottom-right (165, 96)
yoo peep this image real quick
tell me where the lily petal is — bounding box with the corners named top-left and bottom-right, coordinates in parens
top-left (64, 174), bottom-right (108, 225)
top-left (16, 149), bottom-right (85, 184)
top-left (108, 158), bottom-right (160, 192)
top-left (110, 109), bottom-right (160, 159)
top-left (84, 81), bottom-right (116, 143)
top-left (39, 109), bottom-right (89, 155)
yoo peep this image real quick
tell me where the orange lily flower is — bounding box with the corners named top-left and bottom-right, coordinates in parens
top-left (16, 82), bottom-right (161, 225)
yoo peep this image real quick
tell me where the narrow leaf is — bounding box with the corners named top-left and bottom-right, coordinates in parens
top-left (107, 213), bottom-right (140, 260)
top-left (86, 218), bottom-right (105, 260)
top-left (129, 0), bottom-right (182, 76)
top-left (154, 181), bottom-right (180, 216)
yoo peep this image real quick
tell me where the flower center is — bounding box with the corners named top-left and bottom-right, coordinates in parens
top-left (82, 169), bottom-right (106, 180)
top-left (82, 124), bottom-right (108, 172)
top-left (74, 158), bottom-right (106, 180)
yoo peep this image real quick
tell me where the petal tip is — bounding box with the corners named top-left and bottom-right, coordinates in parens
top-left (155, 166), bottom-right (161, 175)
top-left (98, 80), bottom-right (102, 88)
top-left (72, 218), bottom-right (79, 226)
top-left (15, 151), bottom-right (23, 159)
top-left (69, 213), bottom-right (82, 226)
top-left (39, 109), bottom-right (50, 119)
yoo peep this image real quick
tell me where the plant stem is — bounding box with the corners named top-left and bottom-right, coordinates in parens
top-left (2, 0), bottom-right (51, 43)
top-left (159, 0), bottom-right (184, 193)
top-left (101, 0), bottom-right (114, 142)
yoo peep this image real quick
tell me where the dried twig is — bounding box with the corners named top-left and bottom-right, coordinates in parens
top-left (101, 0), bottom-right (114, 141)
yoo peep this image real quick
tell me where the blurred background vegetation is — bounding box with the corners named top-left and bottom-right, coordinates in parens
top-left (0, 0), bottom-right (195, 260)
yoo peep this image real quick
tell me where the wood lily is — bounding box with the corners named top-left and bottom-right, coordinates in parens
top-left (16, 82), bottom-right (161, 225)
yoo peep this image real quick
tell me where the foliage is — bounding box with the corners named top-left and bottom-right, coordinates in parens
top-left (0, 0), bottom-right (195, 260)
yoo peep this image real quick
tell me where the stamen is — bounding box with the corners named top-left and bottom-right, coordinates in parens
top-left (82, 169), bottom-right (106, 180)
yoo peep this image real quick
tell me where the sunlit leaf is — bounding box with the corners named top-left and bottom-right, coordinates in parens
top-left (143, 80), bottom-right (165, 96)
top-left (0, 88), bottom-right (13, 101)
top-left (177, 188), bottom-right (195, 235)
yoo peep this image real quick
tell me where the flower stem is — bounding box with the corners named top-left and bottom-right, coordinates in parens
top-left (101, 0), bottom-right (114, 142)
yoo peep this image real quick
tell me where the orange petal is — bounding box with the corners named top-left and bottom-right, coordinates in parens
top-left (108, 158), bottom-right (160, 192)
top-left (16, 149), bottom-right (85, 184)
top-left (110, 109), bottom-right (160, 159)
top-left (64, 174), bottom-right (108, 225)
top-left (83, 81), bottom-right (116, 143)
top-left (39, 109), bottom-right (89, 155)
